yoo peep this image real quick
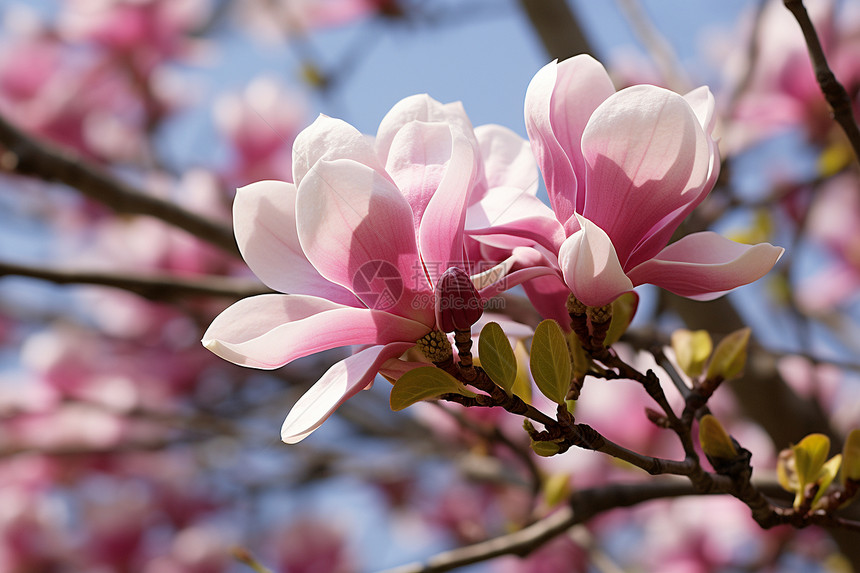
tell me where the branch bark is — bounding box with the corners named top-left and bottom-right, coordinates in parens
top-left (377, 478), bottom-right (728, 573)
top-left (0, 113), bottom-right (239, 256)
top-left (516, 0), bottom-right (594, 60)
top-left (784, 0), bottom-right (860, 163)
top-left (0, 260), bottom-right (270, 301)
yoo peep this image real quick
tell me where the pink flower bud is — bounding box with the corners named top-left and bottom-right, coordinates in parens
top-left (434, 267), bottom-right (483, 333)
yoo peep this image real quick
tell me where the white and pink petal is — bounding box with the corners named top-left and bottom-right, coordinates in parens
top-left (558, 215), bottom-right (634, 307)
top-left (417, 131), bottom-right (478, 285)
top-left (580, 85), bottom-right (711, 265)
top-left (626, 232), bottom-right (784, 300)
top-left (296, 158), bottom-right (434, 324)
top-left (292, 114), bottom-right (384, 187)
top-left (202, 294), bottom-right (430, 369)
top-left (232, 180), bottom-right (358, 305)
top-left (474, 124), bottom-right (539, 199)
top-left (281, 342), bottom-right (415, 443)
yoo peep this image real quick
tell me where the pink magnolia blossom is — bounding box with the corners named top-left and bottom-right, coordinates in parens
top-left (0, 30), bottom-right (148, 161)
top-left (213, 76), bottom-right (308, 185)
top-left (203, 94), bottom-right (534, 443)
top-left (725, 0), bottom-right (860, 148)
top-left (469, 56), bottom-right (783, 317)
top-left (796, 172), bottom-right (860, 311)
top-left (60, 0), bottom-right (209, 74)
top-left (235, 0), bottom-right (398, 41)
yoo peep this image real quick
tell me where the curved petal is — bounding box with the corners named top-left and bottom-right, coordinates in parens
top-left (202, 294), bottom-right (430, 369)
top-left (418, 131), bottom-right (478, 285)
top-left (384, 120), bottom-right (455, 233)
top-left (521, 274), bottom-right (572, 327)
top-left (281, 342), bottom-right (414, 443)
top-left (376, 94), bottom-right (478, 164)
top-left (626, 232), bottom-right (784, 299)
top-left (624, 87), bottom-right (722, 268)
top-left (478, 265), bottom-right (560, 299)
top-left (292, 114), bottom-right (384, 187)
top-left (465, 186), bottom-right (565, 253)
top-left (474, 124), bottom-right (539, 200)
top-left (558, 215), bottom-right (634, 307)
top-left (296, 158), bottom-right (434, 324)
top-left (525, 56), bottom-right (615, 219)
top-left (233, 180), bottom-right (358, 305)
top-left (580, 85), bottom-right (711, 266)
top-left (684, 86), bottom-right (717, 135)
top-left (524, 60), bottom-right (576, 224)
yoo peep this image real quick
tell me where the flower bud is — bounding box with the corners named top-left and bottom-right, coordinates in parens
top-left (434, 267), bottom-right (483, 333)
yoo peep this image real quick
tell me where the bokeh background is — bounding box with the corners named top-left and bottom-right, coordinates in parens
top-left (0, 0), bottom-right (859, 571)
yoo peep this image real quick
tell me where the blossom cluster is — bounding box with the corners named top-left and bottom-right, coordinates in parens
top-left (203, 55), bottom-right (784, 443)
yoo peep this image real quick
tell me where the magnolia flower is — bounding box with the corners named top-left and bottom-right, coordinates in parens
top-left (203, 95), bottom-right (536, 443)
top-left (469, 56), bottom-right (783, 318)
top-left (725, 0), bottom-right (860, 149)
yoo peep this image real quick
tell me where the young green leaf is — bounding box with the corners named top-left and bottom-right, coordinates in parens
top-left (530, 319), bottom-right (571, 404)
top-left (812, 454), bottom-right (842, 509)
top-left (705, 327), bottom-right (751, 381)
top-left (511, 340), bottom-right (533, 403)
top-left (671, 329), bottom-right (713, 379)
top-left (530, 440), bottom-right (561, 457)
top-left (794, 433), bottom-right (831, 490)
top-left (542, 473), bottom-right (571, 508)
top-left (698, 414), bottom-right (738, 460)
top-left (390, 367), bottom-right (476, 411)
top-left (604, 292), bottom-right (639, 346)
top-left (567, 331), bottom-right (590, 382)
top-left (478, 322), bottom-right (517, 394)
top-left (842, 428), bottom-right (860, 484)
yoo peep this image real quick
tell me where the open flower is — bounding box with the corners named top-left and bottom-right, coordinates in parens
top-left (469, 56), bottom-right (784, 318)
top-left (203, 95), bottom-right (535, 443)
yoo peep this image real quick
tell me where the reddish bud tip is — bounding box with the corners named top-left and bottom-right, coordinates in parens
top-left (435, 267), bottom-right (483, 333)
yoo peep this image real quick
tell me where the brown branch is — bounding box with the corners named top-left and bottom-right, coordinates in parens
top-left (0, 113), bottom-right (239, 255)
top-left (0, 260), bottom-right (270, 301)
top-left (784, 0), bottom-right (860, 163)
top-left (516, 0), bottom-right (594, 60)
top-left (376, 478), bottom-right (724, 573)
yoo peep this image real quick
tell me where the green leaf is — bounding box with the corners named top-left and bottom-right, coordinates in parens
top-left (478, 322), bottom-right (517, 394)
top-left (390, 367), bottom-right (476, 411)
top-left (705, 327), bottom-right (751, 381)
top-left (698, 414), bottom-right (737, 460)
top-left (567, 331), bottom-right (590, 382)
top-left (842, 428), bottom-right (860, 483)
top-left (530, 319), bottom-right (571, 404)
top-left (671, 329), bottom-right (713, 379)
top-left (812, 454), bottom-right (842, 509)
top-left (542, 473), bottom-right (571, 508)
top-left (530, 440), bottom-right (560, 457)
top-left (511, 340), bottom-right (532, 403)
top-left (794, 433), bottom-right (831, 489)
top-left (604, 292), bottom-right (639, 346)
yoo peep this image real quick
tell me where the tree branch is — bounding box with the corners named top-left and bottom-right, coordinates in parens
top-left (0, 260), bottom-right (270, 301)
top-left (784, 0), bottom-right (860, 163)
top-left (516, 0), bottom-right (594, 60)
top-left (0, 113), bottom-right (239, 255)
top-left (376, 478), bottom-right (724, 573)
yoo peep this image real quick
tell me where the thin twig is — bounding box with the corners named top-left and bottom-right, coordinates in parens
top-left (0, 113), bottom-right (239, 255)
top-left (784, 0), bottom-right (860, 163)
top-left (615, 0), bottom-right (690, 92)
